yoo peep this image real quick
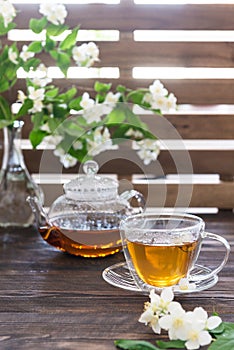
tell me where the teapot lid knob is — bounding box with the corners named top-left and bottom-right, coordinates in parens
top-left (83, 160), bottom-right (99, 175)
top-left (63, 160), bottom-right (118, 201)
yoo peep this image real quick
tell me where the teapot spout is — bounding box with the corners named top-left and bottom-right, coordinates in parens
top-left (27, 196), bottom-right (50, 229)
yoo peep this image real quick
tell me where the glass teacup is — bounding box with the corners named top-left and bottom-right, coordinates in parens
top-left (120, 212), bottom-right (230, 290)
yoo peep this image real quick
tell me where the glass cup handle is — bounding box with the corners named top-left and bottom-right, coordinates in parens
top-left (190, 231), bottom-right (231, 281)
top-left (119, 190), bottom-right (146, 213)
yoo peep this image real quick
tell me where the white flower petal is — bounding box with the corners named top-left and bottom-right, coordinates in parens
top-left (161, 287), bottom-right (174, 302)
top-left (198, 330), bottom-right (212, 346)
top-left (138, 308), bottom-right (154, 325)
top-left (206, 316), bottom-right (222, 330)
top-left (185, 339), bottom-right (200, 350)
top-left (158, 315), bottom-right (172, 330)
top-left (151, 320), bottom-right (161, 334)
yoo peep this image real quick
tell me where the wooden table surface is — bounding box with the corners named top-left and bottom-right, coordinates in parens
top-left (0, 211), bottom-right (233, 350)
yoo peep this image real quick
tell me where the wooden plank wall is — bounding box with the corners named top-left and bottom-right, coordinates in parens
top-left (0, 1), bottom-right (234, 210)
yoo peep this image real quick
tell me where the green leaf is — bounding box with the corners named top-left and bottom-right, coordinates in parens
top-left (27, 41), bottom-right (43, 53)
top-left (127, 90), bottom-right (145, 105)
top-left (124, 107), bottom-right (144, 128)
top-left (62, 121), bottom-right (84, 137)
top-left (49, 50), bottom-right (58, 61)
top-left (210, 323), bottom-right (225, 336)
top-left (59, 87), bottom-right (77, 103)
top-left (56, 52), bottom-right (70, 76)
top-left (47, 118), bottom-right (62, 133)
top-left (52, 103), bottom-right (68, 119)
top-left (94, 81), bottom-right (112, 93)
top-left (59, 27), bottom-right (79, 50)
top-left (105, 106), bottom-right (126, 125)
top-left (0, 76), bottom-right (10, 92)
top-left (29, 129), bottom-right (47, 148)
top-left (29, 17), bottom-right (47, 34)
top-left (208, 322), bottom-right (234, 350)
top-left (69, 97), bottom-right (82, 111)
top-left (45, 88), bottom-right (59, 99)
top-left (0, 19), bottom-right (16, 35)
top-left (208, 337), bottom-right (234, 350)
top-left (22, 58), bottom-right (41, 72)
top-left (31, 112), bottom-right (44, 130)
top-left (17, 99), bottom-right (33, 118)
top-left (156, 340), bottom-right (186, 349)
top-left (116, 85), bottom-right (127, 93)
top-left (0, 120), bottom-right (15, 128)
top-left (212, 322), bottom-right (234, 339)
top-left (45, 35), bottom-right (56, 52)
top-left (0, 96), bottom-right (12, 120)
top-left (46, 23), bottom-right (68, 37)
top-left (115, 340), bottom-right (160, 350)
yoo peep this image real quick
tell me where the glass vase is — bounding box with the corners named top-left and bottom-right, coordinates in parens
top-left (0, 120), bottom-right (43, 227)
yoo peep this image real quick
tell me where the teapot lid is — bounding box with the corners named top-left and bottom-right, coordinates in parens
top-left (63, 160), bottom-right (118, 201)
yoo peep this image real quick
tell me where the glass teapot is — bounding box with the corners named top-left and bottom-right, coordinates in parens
top-left (28, 160), bottom-right (145, 257)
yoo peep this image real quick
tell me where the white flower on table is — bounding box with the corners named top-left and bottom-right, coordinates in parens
top-left (186, 307), bottom-right (222, 334)
top-left (39, 3), bottom-right (67, 25)
top-left (8, 47), bottom-right (18, 65)
top-left (140, 289), bottom-right (223, 350)
top-left (87, 126), bottom-right (118, 157)
top-left (0, 0), bottom-right (16, 27)
top-left (159, 303), bottom-right (188, 340)
top-left (181, 307), bottom-right (222, 350)
top-left (134, 138), bottom-right (160, 165)
top-left (139, 288), bottom-right (178, 334)
top-left (19, 45), bottom-right (35, 62)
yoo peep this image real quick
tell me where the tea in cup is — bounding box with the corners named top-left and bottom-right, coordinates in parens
top-left (120, 213), bottom-right (230, 290)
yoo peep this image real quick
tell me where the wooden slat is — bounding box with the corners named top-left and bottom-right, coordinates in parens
top-left (133, 182), bottom-right (234, 209)
top-left (5, 41), bottom-right (234, 68)
top-left (40, 182), bottom-right (234, 209)
top-left (16, 114), bottom-right (234, 140)
top-left (140, 114), bottom-right (234, 140)
top-left (13, 4), bottom-right (234, 30)
top-left (0, 148), bottom-right (233, 176)
top-left (5, 79), bottom-right (234, 105)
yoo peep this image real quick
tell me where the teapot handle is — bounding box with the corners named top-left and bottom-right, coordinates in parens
top-left (119, 190), bottom-right (146, 214)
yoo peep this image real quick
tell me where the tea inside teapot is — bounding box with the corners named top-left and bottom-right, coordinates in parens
top-left (28, 161), bottom-right (145, 257)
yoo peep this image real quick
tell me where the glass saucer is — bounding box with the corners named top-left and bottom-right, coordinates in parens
top-left (102, 262), bottom-right (218, 295)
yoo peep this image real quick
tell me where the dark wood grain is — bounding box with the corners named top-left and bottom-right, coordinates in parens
top-left (2, 40), bottom-right (234, 68)
top-left (5, 79), bottom-right (234, 105)
top-left (0, 212), bottom-right (233, 350)
top-left (0, 148), bottom-right (233, 176)
top-left (13, 4), bottom-right (234, 30)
